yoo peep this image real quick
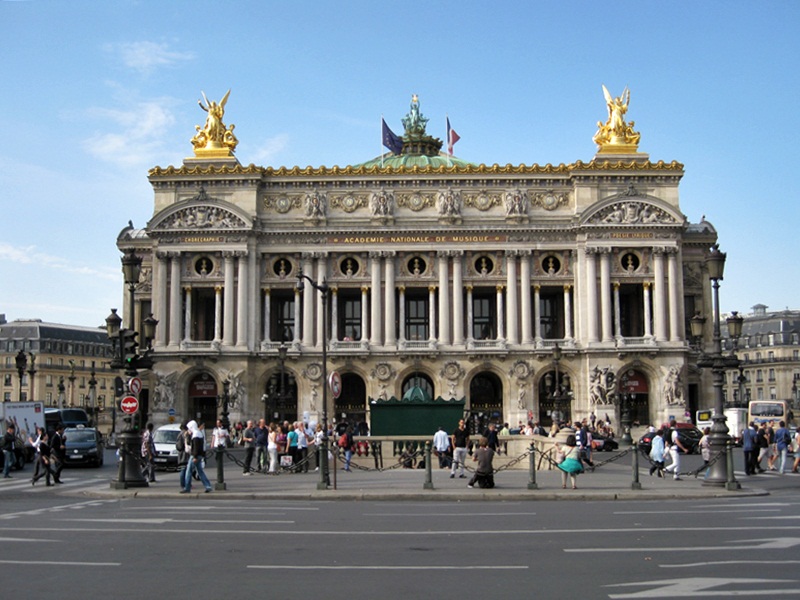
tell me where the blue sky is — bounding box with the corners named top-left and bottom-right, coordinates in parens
top-left (1, 0), bottom-right (798, 327)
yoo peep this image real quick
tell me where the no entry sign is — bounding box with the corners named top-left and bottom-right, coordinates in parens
top-left (120, 396), bottom-right (139, 414)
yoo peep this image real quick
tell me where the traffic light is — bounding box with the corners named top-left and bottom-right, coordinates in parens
top-left (121, 329), bottom-right (139, 364)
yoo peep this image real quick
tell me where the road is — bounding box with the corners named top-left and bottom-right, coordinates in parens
top-left (0, 449), bottom-right (799, 598)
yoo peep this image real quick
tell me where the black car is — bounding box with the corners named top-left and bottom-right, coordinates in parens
top-left (638, 425), bottom-right (702, 455)
top-left (63, 426), bottom-right (104, 467)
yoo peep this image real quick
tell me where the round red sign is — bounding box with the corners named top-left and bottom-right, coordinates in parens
top-left (120, 396), bottom-right (139, 414)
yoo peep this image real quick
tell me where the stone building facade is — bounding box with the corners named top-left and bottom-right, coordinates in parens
top-left (118, 90), bottom-right (721, 433)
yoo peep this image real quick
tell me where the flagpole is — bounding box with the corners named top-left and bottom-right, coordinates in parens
top-left (380, 114), bottom-right (384, 168)
top-left (446, 114), bottom-right (452, 167)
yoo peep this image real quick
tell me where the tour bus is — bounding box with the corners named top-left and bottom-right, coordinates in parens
top-left (696, 408), bottom-right (747, 445)
top-left (747, 399), bottom-right (794, 426)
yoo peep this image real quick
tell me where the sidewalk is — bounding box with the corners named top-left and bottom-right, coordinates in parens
top-left (83, 453), bottom-right (769, 502)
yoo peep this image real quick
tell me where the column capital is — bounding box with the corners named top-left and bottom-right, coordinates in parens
top-left (214, 285), bottom-right (223, 293)
top-left (563, 284), bottom-right (572, 292)
top-left (496, 284), bottom-right (505, 292)
top-left (361, 285), bottom-right (370, 293)
top-left (428, 285), bottom-right (437, 292)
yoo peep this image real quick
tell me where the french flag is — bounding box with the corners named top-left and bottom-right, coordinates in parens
top-left (446, 117), bottom-right (460, 155)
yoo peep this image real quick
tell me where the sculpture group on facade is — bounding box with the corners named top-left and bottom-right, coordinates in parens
top-left (191, 90), bottom-right (239, 155)
top-left (592, 85), bottom-right (641, 150)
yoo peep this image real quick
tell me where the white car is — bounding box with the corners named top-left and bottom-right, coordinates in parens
top-left (152, 424), bottom-right (182, 470)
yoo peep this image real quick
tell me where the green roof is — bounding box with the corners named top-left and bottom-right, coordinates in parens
top-left (354, 152), bottom-right (476, 170)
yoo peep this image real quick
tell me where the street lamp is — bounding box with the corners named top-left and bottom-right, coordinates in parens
top-left (27, 353), bottom-right (36, 403)
top-left (296, 273), bottom-right (330, 490)
top-left (57, 377), bottom-right (65, 409)
top-left (68, 360), bottom-right (76, 408)
top-left (14, 350), bottom-right (27, 402)
top-left (88, 361), bottom-right (97, 422)
top-left (692, 244), bottom-right (740, 489)
top-left (121, 249), bottom-right (142, 331)
top-left (216, 379), bottom-right (236, 432)
top-left (547, 343), bottom-right (571, 427)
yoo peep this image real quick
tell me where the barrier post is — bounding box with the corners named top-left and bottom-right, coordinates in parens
top-left (527, 442), bottom-right (538, 490)
top-left (631, 442), bottom-right (642, 490)
top-left (424, 441), bottom-right (434, 490)
top-left (215, 446), bottom-right (226, 491)
top-left (726, 438), bottom-right (741, 491)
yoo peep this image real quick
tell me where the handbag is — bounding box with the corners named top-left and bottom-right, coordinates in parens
top-left (555, 450), bottom-right (566, 464)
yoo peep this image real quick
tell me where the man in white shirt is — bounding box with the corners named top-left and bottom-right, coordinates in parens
top-left (433, 426), bottom-right (451, 468)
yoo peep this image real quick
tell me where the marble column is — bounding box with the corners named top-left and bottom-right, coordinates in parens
top-left (236, 252), bottom-right (248, 348)
top-left (533, 285), bottom-right (542, 343)
top-left (600, 249), bottom-right (613, 343)
top-left (370, 252), bottom-right (382, 346)
top-left (563, 284), bottom-right (573, 341)
top-left (330, 287), bottom-right (339, 342)
top-left (223, 253), bottom-right (235, 346)
top-left (168, 253), bottom-right (182, 347)
top-left (653, 248), bottom-right (668, 342)
top-left (643, 282), bottom-right (653, 339)
top-left (466, 285), bottom-right (474, 344)
top-left (521, 252), bottom-right (533, 344)
top-left (438, 252), bottom-right (451, 345)
top-left (397, 286), bottom-right (406, 343)
top-left (214, 286), bottom-right (222, 342)
top-left (613, 282), bottom-right (622, 340)
top-left (496, 285), bottom-right (505, 341)
top-left (506, 251), bottom-right (519, 345)
top-left (154, 252), bottom-right (169, 347)
top-left (585, 248), bottom-right (599, 343)
top-left (667, 248), bottom-right (682, 341)
top-left (183, 286), bottom-right (192, 342)
top-left (361, 286), bottom-right (369, 342)
top-left (428, 285), bottom-right (437, 342)
top-left (302, 255), bottom-right (314, 346)
top-left (384, 253), bottom-right (396, 346)
top-left (263, 288), bottom-right (271, 343)
top-left (452, 252), bottom-right (464, 345)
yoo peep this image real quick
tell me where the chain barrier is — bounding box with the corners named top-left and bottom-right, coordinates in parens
top-left (637, 445), bottom-right (725, 478)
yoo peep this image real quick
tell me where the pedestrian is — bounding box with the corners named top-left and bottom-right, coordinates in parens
top-left (699, 427), bottom-right (712, 467)
top-left (31, 429), bottom-right (53, 486)
top-left (648, 428), bottom-right (666, 477)
top-left (467, 436), bottom-right (495, 489)
top-left (755, 422), bottom-right (769, 473)
top-left (483, 423), bottom-right (500, 454)
top-left (775, 420), bottom-right (792, 474)
top-left (176, 421), bottom-right (190, 489)
top-left (285, 421), bottom-right (299, 473)
top-left (766, 420), bottom-right (778, 471)
top-left (555, 434), bottom-right (584, 489)
top-left (499, 422), bottom-right (510, 455)
top-left (211, 418), bottom-right (229, 450)
top-left (181, 420), bottom-right (212, 493)
top-left (241, 420), bottom-right (255, 475)
top-left (339, 425), bottom-right (354, 472)
top-left (29, 426), bottom-right (46, 484)
top-left (267, 423), bottom-right (279, 474)
top-left (141, 422), bottom-right (157, 483)
top-left (578, 423), bottom-right (594, 467)
top-left (433, 426), bottom-right (451, 468)
top-left (792, 427), bottom-right (800, 473)
top-left (663, 420), bottom-right (688, 481)
top-left (742, 421), bottom-right (758, 475)
top-left (296, 422), bottom-right (310, 473)
top-left (450, 419), bottom-right (470, 479)
top-left (254, 419), bottom-right (268, 473)
top-left (50, 423), bottom-right (66, 484)
top-left (2, 423), bottom-right (16, 478)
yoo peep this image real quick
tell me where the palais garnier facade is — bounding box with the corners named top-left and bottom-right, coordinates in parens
top-left (117, 89), bottom-right (718, 434)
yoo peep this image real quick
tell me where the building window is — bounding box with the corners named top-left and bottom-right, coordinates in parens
top-left (192, 287), bottom-right (217, 341)
top-left (472, 290), bottom-right (494, 339)
top-left (617, 284), bottom-right (645, 337)
top-left (338, 290), bottom-right (362, 341)
top-left (768, 369), bottom-right (775, 382)
top-left (539, 288), bottom-right (564, 339)
top-left (271, 291), bottom-right (295, 342)
top-left (756, 370), bottom-right (763, 383)
top-left (405, 291), bottom-right (429, 341)
top-left (768, 351), bottom-right (775, 361)
top-left (45, 375), bottom-right (53, 386)
top-left (757, 388), bottom-right (764, 400)
top-left (3, 374), bottom-right (10, 387)
top-left (3, 393), bottom-right (10, 402)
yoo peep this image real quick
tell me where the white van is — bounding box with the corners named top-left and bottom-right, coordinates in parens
top-left (152, 423), bottom-right (182, 470)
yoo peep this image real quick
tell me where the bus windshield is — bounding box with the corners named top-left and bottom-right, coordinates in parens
top-left (748, 400), bottom-right (790, 424)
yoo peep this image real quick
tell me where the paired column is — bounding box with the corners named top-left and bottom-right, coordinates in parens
top-left (600, 249), bottom-right (613, 342)
top-left (584, 248), bottom-right (599, 343)
top-left (370, 252), bottom-right (382, 346)
top-left (520, 252), bottom-right (533, 344)
top-left (428, 285), bottom-right (437, 342)
top-left (505, 252), bottom-right (519, 344)
top-left (262, 288), bottom-right (271, 343)
top-left (495, 285), bottom-right (505, 341)
top-left (154, 252), bottom-right (169, 347)
top-left (667, 248), bottom-right (682, 341)
top-left (168, 253), bottom-right (182, 346)
top-left (236, 252), bottom-right (248, 347)
top-left (384, 253), bottom-right (396, 346)
top-left (653, 248), bottom-right (668, 342)
top-left (183, 286), bottom-right (192, 342)
top-left (222, 253), bottom-right (235, 346)
top-left (452, 253), bottom-right (464, 345)
top-left (563, 284), bottom-right (573, 340)
top-left (302, 255), bottom-right (314, 346)
top-left (438, 253), bottom-right (451, 345)
top-left (360, 286), bottom-right (370, 342)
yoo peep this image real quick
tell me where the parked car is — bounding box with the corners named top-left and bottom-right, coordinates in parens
top-left (638, 423), bottom-right (702, 455)
top-left (152, 423), bottom-right (182, 470)
top-left (591, 432), bottom-right (619, 452)
top-left (63, 426), bottom-right (104, 467)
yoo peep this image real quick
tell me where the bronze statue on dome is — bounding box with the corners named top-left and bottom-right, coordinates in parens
top-left (401, 94), bottom-right (429, 137)
top-left (593, 85), bottom-right (641, 152)
top-left (191, 89), bottom-right (238, 156)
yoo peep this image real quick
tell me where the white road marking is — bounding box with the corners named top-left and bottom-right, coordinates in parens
top-left (248, 565), bottom-right (528, 570)
top-left (0, 560), bottom-right (119, 567)
top-left (363, 512), bottom-right (537, 517)
top-left (661, 560), bottom-right (800, 568)
top-left (56, 518), bottom-right (294, 524)
top-left (567, 537), bottom-right (800, 553)
top-left (605, 577), bottom-right (798, 598)
top-left (614, 509), bottom-right (779, 515)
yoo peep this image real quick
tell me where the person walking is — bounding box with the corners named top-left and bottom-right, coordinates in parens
top-left (31, 430), bottom-right (53, 486)
top-left (211, 418), bottom-right (229, 450)
top-left (467, 436), bottom-right (495, 489)
top-left (663, 420), bottom-right (688, 481)
top-left (648, 428), bottom-right (666, 477)
top-left (254, 419), bottom-right (268, 473)
top-left (176, 421), bottom-right (191, 490)
top-left (699, 427), bottom-right (712, 468)
top-left (450, 419), bottom-right (470, 479)
top-left (50, 423), bottom-right (66, 484)
top-left (241, 420), bottom-right (255, 475)
top-left (742, 421), bottom-right (758, 475)
top-left (296, 422), bottom-right (310, 473)
top-left (181, 420), bottom-right (212, 493)
top-left (339, 425), bottom-right (354, 472)
top-left (775, 420), bottom-right (792, 474)
top-left (555, 434), bottom-right (584, 489)
top-left (141, 422), bottom-right (157, 483)
top-left (2, 423), bottom-right (16, 478)
top-left (433, 426), bottom-right (451, 468)
top-left (755, 422), bottom-right (769, 473)
top-left (267, 423), bottom-right (279, 474)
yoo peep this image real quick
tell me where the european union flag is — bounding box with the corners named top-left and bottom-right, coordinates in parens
top-left (382, 119), bottom-right (403, 155)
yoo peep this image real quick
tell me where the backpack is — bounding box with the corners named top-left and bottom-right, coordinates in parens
top-left (338, 433), bottom-right (349, 448)
top-left (175, 432), bottom-right (185, 453)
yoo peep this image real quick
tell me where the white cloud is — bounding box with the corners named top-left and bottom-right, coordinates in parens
top-left (109, 41), bottom-right (194, 75)
top-left (0, 242), bottom-right (119, 281)
top-left (83, 100), bottom-right (177, 167)
top-left (250, 134), bottom-right (290, 165)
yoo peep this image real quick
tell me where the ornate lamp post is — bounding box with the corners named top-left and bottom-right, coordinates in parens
top-left (57, 377), bottom-right (65, 409)
top-left (296, 273), bottom-right (330, 490)
top-left (14, 350), bottom-right (27, 402)
top-left (67, 360), bottom-right (76, 407)
top-left (88, 362), bottom-right (97, 422)
top-left (216, 379), bottom-right (236, 432)
top-left (547, 344), bottom-right (571, 427)
top-left (690, 244), bottom-right (740, 489)
top-left (107, 249), bottom-right (158, 489)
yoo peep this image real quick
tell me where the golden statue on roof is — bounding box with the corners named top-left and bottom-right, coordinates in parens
top-left (191, 89), bottom-right (238, 158)
top-left (593, 85), bottom-right (641, 154)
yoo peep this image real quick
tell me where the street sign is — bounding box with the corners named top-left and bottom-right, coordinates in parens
top-left (168, 407), bottom-right (176, 417)
top-left (120, 396), bottom-right (139, 414)
top-left (329, 370), bottom-right (342, 399)
top-left (128, 376), bottom-right (142, 396)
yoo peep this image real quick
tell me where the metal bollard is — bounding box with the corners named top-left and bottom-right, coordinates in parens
top-left (215, 446), bottom-right (226, 491)
top-left (424, 441), bottom-right (434, 489)
top-left (631, 442), bottom-right (642, 490)
top-left (527, 442), bottom-right (538, 490)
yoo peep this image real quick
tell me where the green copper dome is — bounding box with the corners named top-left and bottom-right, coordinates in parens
top-left (354, 152), bottom-right (476, 170)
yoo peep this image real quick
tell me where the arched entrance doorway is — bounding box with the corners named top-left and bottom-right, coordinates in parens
top-left (469, 373), bottom-right (503, 435)
top-left (334, 374), bottom-right (367, 433)
top-left (618, 369), bottom-right (650, 426)
top-left (188, 372), bottom-right (217, 429)
top-left (537, 369), bottom-right (572, 428)
top-left (263, 368), bottom-right (297, 425)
